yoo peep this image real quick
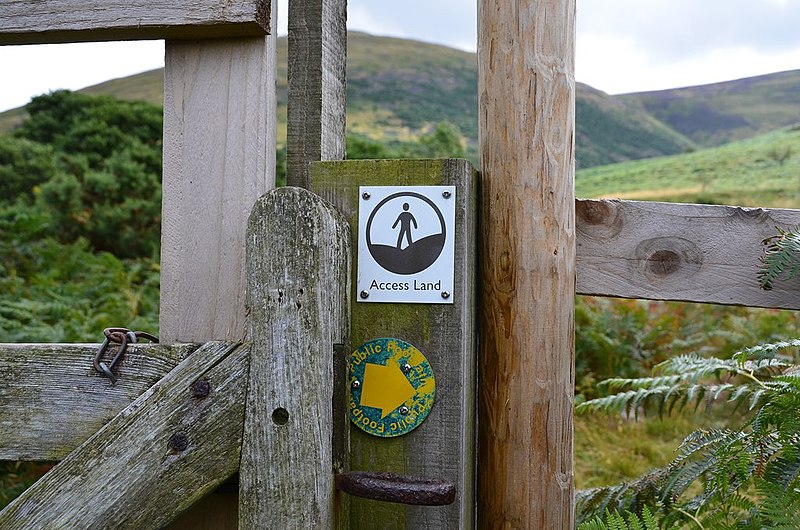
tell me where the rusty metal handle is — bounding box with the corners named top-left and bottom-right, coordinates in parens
top-left (335, 471), bottom-right (456, 506)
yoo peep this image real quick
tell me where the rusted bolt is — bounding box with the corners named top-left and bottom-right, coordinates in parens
top-left (169, 432), bottom-right (189, 452)
top-left (191, 379), bottom-right (211, 398)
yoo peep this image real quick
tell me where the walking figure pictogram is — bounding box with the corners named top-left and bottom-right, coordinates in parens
top-left (392, 203), bottom-right (418, 249)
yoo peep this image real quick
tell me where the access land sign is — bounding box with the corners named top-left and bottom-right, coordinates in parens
top-left (357, 186), bottom-right (456, 304)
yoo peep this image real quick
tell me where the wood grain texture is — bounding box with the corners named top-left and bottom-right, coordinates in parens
top-left (0, 0), bottom-right (270, 45)
top-left (160, 36), bottom-right (276, 344)
top-left (577, 199), bottom-right (800, 309)
top-left (478, 0), bottom-right (576, 527)
top-left (0, 343), bottom-right (196, 461)
top-left (312, 159), bottom-right (478, 529)
top-left (0, 341), bottom-right (248, 529)
top-left (240, 187), bottom-right (351, 528)
top-left (286, 0), bottom-right (347, 187)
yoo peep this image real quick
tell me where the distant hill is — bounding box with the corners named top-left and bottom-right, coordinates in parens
top-left (3, 32), bottom-right (798, 169)
top-left (575, 83), bottom-right (693, 168)
top-left (622, 70), bottom-right (800, 147)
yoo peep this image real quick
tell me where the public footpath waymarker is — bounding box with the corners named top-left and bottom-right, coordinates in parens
top-left (349, 338), bottom-right (436, 437)
top-left (358, 186), bottom-right (456, 304)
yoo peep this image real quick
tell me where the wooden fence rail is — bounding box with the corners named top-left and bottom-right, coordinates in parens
top-left (577, 199), bottom-right (800, 309)
top-left (0, 0), bottom-right (270, 44)
top-left (0, 343), bottom-right (197, 461)
top-left (0, 341), bottom-right (248, 529)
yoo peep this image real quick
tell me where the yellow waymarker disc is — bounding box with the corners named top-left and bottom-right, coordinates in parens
top-left (349, 338), bottom-right (436, 437)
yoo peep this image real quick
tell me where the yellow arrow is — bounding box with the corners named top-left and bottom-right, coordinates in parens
top-left (360, 362), bottom-right (417, 419)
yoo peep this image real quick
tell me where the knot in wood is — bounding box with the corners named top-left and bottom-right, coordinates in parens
top-left (648, 250), bottom-right (681, 277)
top-left (576, 199), bottom-right (623, 239)
top-left (633, 237), bottom-right (703, 282)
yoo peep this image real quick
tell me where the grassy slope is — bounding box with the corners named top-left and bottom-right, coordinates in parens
top-left (577, 124), bottom-right (800, 209)
top-left (623, 70), bottom-right (800, 147)
top-left (0, 32), bottom-right (696, 169)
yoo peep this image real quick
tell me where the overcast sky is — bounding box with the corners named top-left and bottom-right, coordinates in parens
top-left (1, 0), bottom-right (798, 112)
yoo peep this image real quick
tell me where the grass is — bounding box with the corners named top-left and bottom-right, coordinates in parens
top-left (577, 125), bottom-right (800, 208)
top-left (575, 414), bottom-right (708, 489)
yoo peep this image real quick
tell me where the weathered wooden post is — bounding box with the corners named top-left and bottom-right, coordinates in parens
top-left (313, 159), bottom-right (478, 528)
top-left (478, 0), bottom-right (577, 527)
top-left (240, 187), bottom-right (351, 527)
top-left (286, 0), bottom-right (347, 188)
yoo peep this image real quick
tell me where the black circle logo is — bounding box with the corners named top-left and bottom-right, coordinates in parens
top-left (366, 192), bottom-right (446, 275)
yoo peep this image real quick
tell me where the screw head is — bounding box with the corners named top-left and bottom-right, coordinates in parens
top-left (401, 363), bottom-right (412, 373)
top-left (442, 190), bottom-right (452, 199)
top-left (441, 291), bottom-right (450, 299)
top-left (399, 406), bottom-right (410, 415)
top-left (360, 290), bottom-right (369, 299)
top-left (351, 380), bottom-right (361, 390)
top-left (362, 192), bottom-right (371, 200)
top-left (169, 432), bottom-right (189, 452)
top-left (191, 379), bottom-right (211, 398)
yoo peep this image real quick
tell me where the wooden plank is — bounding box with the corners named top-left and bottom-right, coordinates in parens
top-left (478, 0), bottom-right (576, 527)
top-left (0, 0), bottom-right (270, 45)
top-left (577, 199), bottom-right (800, 309)
top-left (285, 0), bottom-right (347, 187)
top-left (312, 159), bottom-right (479, 529)
top-left (161, 28), bottom-right (276, 530)
top-left (0, 343), bottom-right (197, 461)
top-left (0, 341), bottom-right (248, 529)
top-left (160, 36), bottom-right (276, 344)
top-left (240, 187), bottom-right (351, 528)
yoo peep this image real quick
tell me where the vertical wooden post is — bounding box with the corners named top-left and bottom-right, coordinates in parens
top-left (286, 0), bottom-right (347, 188)
top-left (240, 187), bottom-right (351, 528)
top-left (160, 17), bottom-right (277, 530)
top-left (477, 0), bottom-right (576, 527)
top-left (160, 34), bottom-right (276, 345)
top-left (313, 159), bottom-right (478, 529)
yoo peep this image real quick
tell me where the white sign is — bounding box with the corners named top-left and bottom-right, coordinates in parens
top-left (357, 186), bottom-right (456, 304)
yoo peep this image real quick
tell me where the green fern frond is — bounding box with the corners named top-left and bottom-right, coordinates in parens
top-left (760, 227), bottom-right (800, 290)
top-left (755, 480), bottom-right (800, 528)
top-left (577, 508), bottom-right (660, 530)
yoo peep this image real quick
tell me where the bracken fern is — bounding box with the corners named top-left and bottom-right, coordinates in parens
top-left (576, 339), bottom-right (800, 528)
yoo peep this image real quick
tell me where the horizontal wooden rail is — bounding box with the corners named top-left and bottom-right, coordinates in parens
top-left (0, 342), bottom-right (197, 461)
top-left (577, 199), bottom-right (800, 309)
top-left (0, 0), bottom-right (270, 45)
top-left (0, 341), bottom-right (247, 529)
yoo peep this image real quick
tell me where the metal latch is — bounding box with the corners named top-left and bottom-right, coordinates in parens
top-left (335, 471), bottom-right (456, 506)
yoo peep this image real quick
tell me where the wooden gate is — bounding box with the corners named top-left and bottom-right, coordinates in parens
top-left (2, 1), bottom-right (800, 528)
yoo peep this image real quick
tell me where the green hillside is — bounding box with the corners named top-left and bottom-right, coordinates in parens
top-left (0, 32), bottom-right (697, 168)
top-left (622, 70), bottom-right (800, 147)
top-left (576, 84), bottom-right (693, 168)
top-left (576, 124), bottom-right (800, 209)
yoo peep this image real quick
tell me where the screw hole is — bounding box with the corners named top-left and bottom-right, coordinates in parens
top-left (272, 407), bottom-right (290, 425)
